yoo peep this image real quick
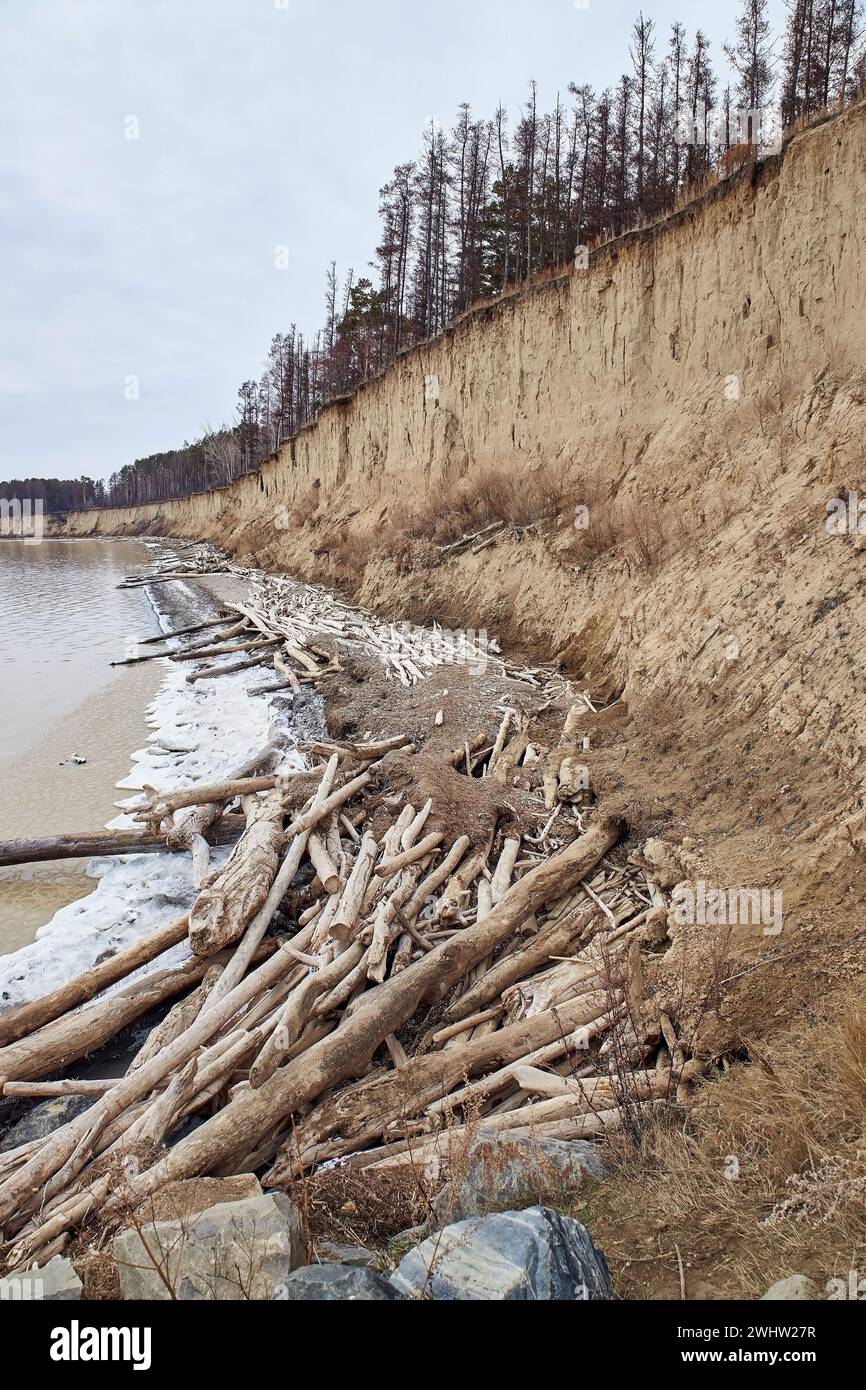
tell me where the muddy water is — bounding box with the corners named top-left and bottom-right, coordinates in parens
top-left (0, 539), bottom-right (162, 953)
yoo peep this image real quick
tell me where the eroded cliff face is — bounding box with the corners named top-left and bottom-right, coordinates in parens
top-left (55, 101), bottom-right (866, 886)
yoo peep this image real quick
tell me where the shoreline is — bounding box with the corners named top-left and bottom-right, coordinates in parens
top-left (0, 540), bottom-right (304, 1006)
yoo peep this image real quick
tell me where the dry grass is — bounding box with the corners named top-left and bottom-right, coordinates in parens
top-left (581, 992), bottom-right (866, 1299)
top-left (396, 464), bottom-right (578, 548)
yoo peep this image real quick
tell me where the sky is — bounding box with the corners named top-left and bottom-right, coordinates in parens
top-left (0, 0), bottom-right (789, 482)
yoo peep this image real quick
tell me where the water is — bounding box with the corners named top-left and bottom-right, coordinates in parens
top-left (0, 538), bottom-right (162, 952)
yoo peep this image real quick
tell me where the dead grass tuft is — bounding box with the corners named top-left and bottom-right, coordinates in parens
top-left (582, 992), bottom-right (866, 1299)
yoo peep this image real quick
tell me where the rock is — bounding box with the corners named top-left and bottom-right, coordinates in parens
top-left (761, 1274), bottom-right (822, 1301)
top-left (314, 1241), bottom-right (379, 1269)
top-left (436, 1130), bottom-right (603, 1223)
top-left (0, 1256), bottom-right (83, 1301)
top-left (640, 838), bottom-right (683, 889)
top-left (390, 1205), bottom-right (612, 1301)
top-left (274, 1264), bottom-right (402, 1301)
top-left (138, 1174), bottom-right (262, 1223)
top-left (0, 1096), bottom-right (96, 1153)
top-left (112, 1193), bottom-right (305, 1301)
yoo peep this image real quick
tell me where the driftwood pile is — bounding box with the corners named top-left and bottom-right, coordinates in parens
top-left (119, 543), bottom-right (555, 688)
top-left (0, 706), bottom-right (698, 1275)
top-left (0, 555), bottom-right (700, 1273)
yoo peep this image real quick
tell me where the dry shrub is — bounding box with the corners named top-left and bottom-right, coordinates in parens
top-left (583, 993), bottom-right (866, 1298)
top-left (328, 528), bottom-right (370, 575)
top-left (381, 463), bottom-right (578, 557)
top-left (560, 483), bottom-right (676, 575)
top-left (291, 1165), bottom-right (432, 1251)
top-left (290, 484), bottom-right (321, 527)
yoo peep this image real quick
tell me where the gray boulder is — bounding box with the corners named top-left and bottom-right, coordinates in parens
top-left (390, 1205), bottom-right (611, 1301)
top-left (112, 1192), bottom-right (304, 1301)
top-left (0, 1096), bottom-right (96, 1153)
top-left (0, 1256), bottom-right (82, 1301)
top-left (761, 1275), bottom-right (822, 1301)
top-left (274, 1264), bottom-right (402, 1301)
top-left (437, 1130), bottom-right (603, 1222)
top-left (314, 1241), bottom-right (379, 1269)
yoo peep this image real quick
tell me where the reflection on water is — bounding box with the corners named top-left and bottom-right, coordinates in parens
top-left (0, 539), bottom-right (161, 951)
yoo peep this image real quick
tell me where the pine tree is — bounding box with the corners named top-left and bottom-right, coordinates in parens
top-left (724, 0), bottom-right (776, 143)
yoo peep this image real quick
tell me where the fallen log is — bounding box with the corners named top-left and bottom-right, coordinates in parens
top-left (1, 1080), bottom-right (115, 1099)
top-left (188, 793), bottom-right (285, 957)
top-left (187, 654), bottom-right (272, 683)
top-left (135, 616), bottom-right (229, 646)
top-left (170, 637), bottom-right (280, 663)
top-left (0, 938), bottom-right (303, 1231)
top-left (444, 902), bottom-right (598, 1023)
top-left (0, 914), bottom-right (190, 1048)
top-left (201, 756), bottom-right (340, 1010)
top-left (0, 955), bottom-right (215, 1084)
top-left (265, 994), bottom-right (613, 1182)
top-left (0, 819), bottom-right (245, 869)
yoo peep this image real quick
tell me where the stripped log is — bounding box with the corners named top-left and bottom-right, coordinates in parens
top-left (0, 939), bottom-right (305, 1231)
top-left (135, 616), bottom-right (229, 646)
top-left (0, 820), bottom-right (244, 869)
top-left (330, 833), bottom-right (379, 942)
top-left (446, 903), bottom-right (599, 1023)
top-left (375, 833), bottom-right (443, 878)
top-left (1, 1080), bottom-right (115, 1099)
top-left (0, 914), bottom-right (190, 1048)
top-left (201, 756), bottom-right (340, 1010)
top-left (0, 956), bottom-right (219, 1084)
top-left (265, 994), bottom-right (613, 1182)
top-left (188, 793), bottom-right (286, 957)
top-left (248, 941), bottom-right (367, 1089)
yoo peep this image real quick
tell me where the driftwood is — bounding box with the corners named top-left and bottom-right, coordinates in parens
top-left (0, 820), bottom-right (245, 870)
top-left (266, 994), bottom-right (613, 1181)
top-left (445, 902), bottom-right (598, 1022)
top-left (201, 757), bottom-right (340, 1010)
top-left (188, 794), bottom-right (286, 957)
top-left (0, 957), bottom-right (214, 1084)
top-left (0, 915), bottom-right (190, 1048)
top-left (135, 616), bottom-right (229, 646)
top-left (0, 939), bottom-right (302, 1231)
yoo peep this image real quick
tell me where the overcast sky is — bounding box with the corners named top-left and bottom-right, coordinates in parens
top-left (0, 0), bottom-right (788, 482)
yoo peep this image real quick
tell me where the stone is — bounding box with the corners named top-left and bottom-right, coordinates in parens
top-left (314, 1241), bottom-right (379, 1269)
top-left (640, 838), bottom-right (682, 888)
top-left (436, 1130), bottom-right (604, 1223)
top-left (0, 1256), bottom-right (83, 1301)
top-left (112, 1192), bottom-right (305, 1301)
top-left (274, 1264), bottom-right (402, 1301)
top-left (761, 1275), bottom-right (822, 1301)
top-left (138, 1174), bottom-right (262, 1223)
top-left (0, 1096), bottom-right (96, 1153)
top-left (390, 1205), bottom-right (612, 1301)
